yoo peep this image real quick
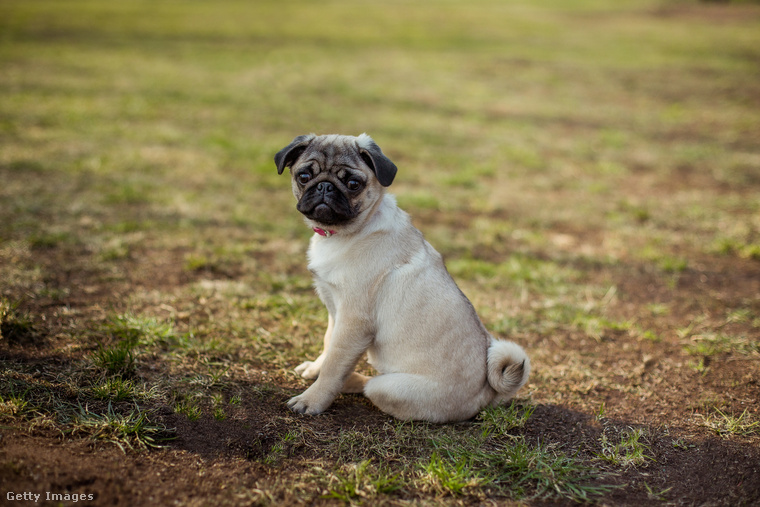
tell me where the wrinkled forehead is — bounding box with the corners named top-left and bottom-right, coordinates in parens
top-left (298, 136), bottom-right (365, 173)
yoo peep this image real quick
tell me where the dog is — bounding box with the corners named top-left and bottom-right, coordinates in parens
top-left (275, 133), bottom-right (530, 422)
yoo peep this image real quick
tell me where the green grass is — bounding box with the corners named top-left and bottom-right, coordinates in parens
top-left (701, 409), bottom-right (760, 439)
top-left (478, 402), bottom-right (535, 436)
top-left (91, 341), bottom-right (138, 376)
top-left (426, 435), bottom-right (615, 501)
top-left (421, 452), bottom-right (484, 495)
top-left (89, 314), bottom-right (179, 376)
top-left (684, 333), bottom-right (760, 357)
top-left (234, 403), bottom-right (616, 502)
top-left (446, 254), bottom-right (579, 292)
top-left (596, 428), bottom-right (653, 469)
top-left (0, 391), bottom-right (31, 419)
top-left (105, 313), bottom-right (176, 347)
top-left (69, 403), bottom-right (175, 453)
top-left (323, 459), bottom-right (403, 502)
top-left (173, 398), bottom-right (202, 422)
top-left (305, 404), bottom-right (615, 503)
top-left (91, 378), bottom-right (155, 402)
top-left (262, 428), bottom-right (305, 467)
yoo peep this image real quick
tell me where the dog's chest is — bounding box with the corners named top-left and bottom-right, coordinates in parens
top-left (307, 237), bottom-right (380, 300)
top-left (308, 239), bottom-right (354, 287)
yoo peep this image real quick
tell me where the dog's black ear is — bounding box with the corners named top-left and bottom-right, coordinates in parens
top-left (358, 138), bottom-right (398, 187)
top-left (275, 134), bottom-right (315, 175)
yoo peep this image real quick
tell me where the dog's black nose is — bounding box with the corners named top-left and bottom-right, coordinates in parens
top-left (317, 181), bottom-right (334, 193)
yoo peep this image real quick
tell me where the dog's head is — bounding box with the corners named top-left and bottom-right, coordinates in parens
top-left (275, 134), bottom-right (397, 231)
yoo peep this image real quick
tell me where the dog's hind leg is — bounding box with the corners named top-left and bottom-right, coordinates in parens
top-left (364, 373), bottom-right (490, 422)
top-left (343, 372), bottom-right (370, 393)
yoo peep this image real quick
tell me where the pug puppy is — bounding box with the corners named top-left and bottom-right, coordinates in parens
top-left (275, 133), bottom-right (530, 422)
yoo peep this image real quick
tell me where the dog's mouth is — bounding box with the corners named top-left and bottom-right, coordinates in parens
top-left (297, 186), bottom-right (357, 226)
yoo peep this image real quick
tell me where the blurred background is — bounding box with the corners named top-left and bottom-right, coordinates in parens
top-left (2, 0), bottom-right (758, 250)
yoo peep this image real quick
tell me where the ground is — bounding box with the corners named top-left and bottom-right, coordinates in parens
top-left (1, 0), bottom-right (760, 505)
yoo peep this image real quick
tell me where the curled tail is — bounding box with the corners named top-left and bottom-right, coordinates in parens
top-left (487, 339), bottom-right (531, 404)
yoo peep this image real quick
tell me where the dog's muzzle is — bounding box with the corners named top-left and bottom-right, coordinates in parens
top-left (297, 181), bottom-right (355, 226)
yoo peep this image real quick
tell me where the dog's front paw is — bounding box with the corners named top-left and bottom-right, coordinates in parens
top-left (287, 388), bottom-right (333, 416)
top-left (294, 360), bottom-right (320, 379)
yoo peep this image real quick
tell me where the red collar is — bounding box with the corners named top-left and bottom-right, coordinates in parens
top-left (313, 227), bottom-right (336, 237)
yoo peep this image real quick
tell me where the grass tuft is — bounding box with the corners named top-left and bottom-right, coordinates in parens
top-left (69, 403), bottom-right (175, 453)
top-left (596, 427), bottom-right (652, 469)
top-left (105, 313), bottom-right (176, 347)
top-left (428, 436), bottom-right (615, 501)
top-left (91, 313), bottom-right (179, 376)
top-left (91, 378), bottom-right (157, 402)
top-left (684, 333), bottom-right (759, 357)
top-left (0, 391), bottom-right (31, 419)
top-left (173, 397), bottom-right (202, 421)
top-left (700, 409), bottom-right (760, 439)
top-left (478, 401), bottom-right (536, 435)
top-left (324, 459), bottom-right (403, 502)
top-left (421, 452), bottom-right (482, 495)
top-left (91, 341), bottom-right (138, 377)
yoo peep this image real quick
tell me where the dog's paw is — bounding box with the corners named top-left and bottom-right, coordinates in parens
top-left (294, 360), bottom-right (320, 379)
top-left (287, 389), bottom-right (332, 416)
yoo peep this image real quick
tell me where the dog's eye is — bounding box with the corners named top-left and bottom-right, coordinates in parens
top-left (297, 172), bottom-right (312, 185)
top-left (346, 179), bottom-right (363, 192)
